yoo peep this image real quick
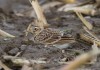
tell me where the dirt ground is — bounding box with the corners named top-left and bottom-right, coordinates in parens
top-left (0, 9), bottom-right (100, 70)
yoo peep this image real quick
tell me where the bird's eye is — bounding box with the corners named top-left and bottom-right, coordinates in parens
top-left (34, 27), bottom-right (40, 31)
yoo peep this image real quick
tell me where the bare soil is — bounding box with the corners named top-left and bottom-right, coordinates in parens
top-left (0, 11), bottom-right (100, 70)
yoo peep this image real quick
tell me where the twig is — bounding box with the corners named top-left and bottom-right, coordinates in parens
top-left (78, 26), bottom-right (100, 46)
top-left (79, 33), bottom-right (100, 46)
top-left (75, 11), bottom-right (93, 30)
top-left (58, 4), bottom-right (96, 15)
top-left (15, 51), bottom-right (22, 57)
top-left (3, 55), bottom-right (46, 65)
top-left (59, 42), bottom-right (100, 70)
top-left (29, 0), bottom-right (49, 28)
top-left (0, 60), bottom-right (11, 70)
top-left (0, 29), bottom-right (15, 38)
top-left (83, 26), bottom-right (100, 42)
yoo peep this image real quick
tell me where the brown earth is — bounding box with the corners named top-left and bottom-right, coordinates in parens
top-left (0, 10), bottom-right (100, 70)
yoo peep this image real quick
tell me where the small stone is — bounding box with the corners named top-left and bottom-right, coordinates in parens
top-left (8, 48), bottom-right (19, 55)
top-left (20, 45), bottom-right (27, 51)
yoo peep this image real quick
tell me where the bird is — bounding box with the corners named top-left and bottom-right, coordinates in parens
top-left (27, 25), bottom-right (75, 52)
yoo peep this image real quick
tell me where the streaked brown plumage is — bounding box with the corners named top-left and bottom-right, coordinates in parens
top-left (28, 26), bottom-right (75, 48)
